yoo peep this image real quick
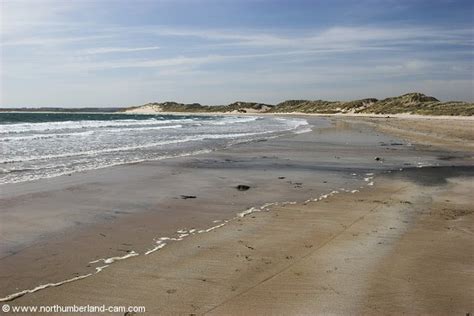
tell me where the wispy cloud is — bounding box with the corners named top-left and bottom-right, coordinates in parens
top-left (143, 25), bottom-right (474, 49)
top-left (2, 35), bottom-right (112, 46)
top-left (0, 0), bottom-right (87, 35)
top-left (1, 0), bottom-right (473, 106)
top-left (82, 46), bottom-right (161, 55)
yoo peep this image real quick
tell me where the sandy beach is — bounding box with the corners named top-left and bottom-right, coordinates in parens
top-left (3, 0), bottom-right (473, 314)
top-left (1, 115), bottom-right (473, 315)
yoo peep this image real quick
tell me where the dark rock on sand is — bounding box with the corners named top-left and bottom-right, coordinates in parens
top-left (236, 185), bottom-right (250, 191)
top-left (181, 195), bottom-right (197, 199)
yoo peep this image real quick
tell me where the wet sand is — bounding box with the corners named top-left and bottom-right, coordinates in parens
top-left (1, 116), bottom-right (473, 315)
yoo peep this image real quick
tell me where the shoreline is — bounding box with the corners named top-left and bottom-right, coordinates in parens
top-left (2, 109), bottom-right (474, 121)
top-left (126, 110), bottom-right (474, 122)
top-left (1, 116), bottom-right (473, 314)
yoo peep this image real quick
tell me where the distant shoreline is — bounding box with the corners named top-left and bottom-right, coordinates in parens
top-left (2, 110), bottom-right (474, 120)
top-left (127, 111), bottom-right (474, 120)
top-left (2, 92), bottom-right (474, 116)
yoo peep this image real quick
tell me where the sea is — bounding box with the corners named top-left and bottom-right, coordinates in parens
top-left (0, 112), bottom-right (309, 184)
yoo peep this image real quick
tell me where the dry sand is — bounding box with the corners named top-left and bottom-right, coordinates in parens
top-left (2, 116), bottom-right (473, 315)
top-left (361, 116), bottom-right (474, 152)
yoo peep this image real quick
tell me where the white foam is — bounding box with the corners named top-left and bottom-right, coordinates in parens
top-left (0, 133), bottom-right (260, 164)
top-left (198, 223), bottom-right (226, 233)
top-left (0, 264), bottom-right (109, 302)
top-left (1, 130), bottom-right (95, 142)
top-left (89, 251), bottom-right (139, 265)
top-left (416, 162), bottom-right (431, 168)
top-left (94, 265), bottom-right (110, 273)
top-left (207, 116), bottom-right (258, 125)
top-left (237, 207), bottom-right (260, 218)
top-left (145, 242), bottom-right (167, 255)
top-left (0, 118), bottom-right (188, 134)
top-left (1, 149), bottom-right (214, 185)
top-left (101, 124), bottom-right (183, 133)
top-left (293, 127), bottom-right (312, 134)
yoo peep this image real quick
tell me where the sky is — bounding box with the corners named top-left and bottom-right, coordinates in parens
top-left (1, 0), bottom-right (473, 107)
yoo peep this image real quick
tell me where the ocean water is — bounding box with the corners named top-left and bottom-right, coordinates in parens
top-left (0, 112), bottom-right (309, 184)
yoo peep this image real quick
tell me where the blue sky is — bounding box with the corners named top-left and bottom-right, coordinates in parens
top-left (1, 0), bottom-right (473, 107)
